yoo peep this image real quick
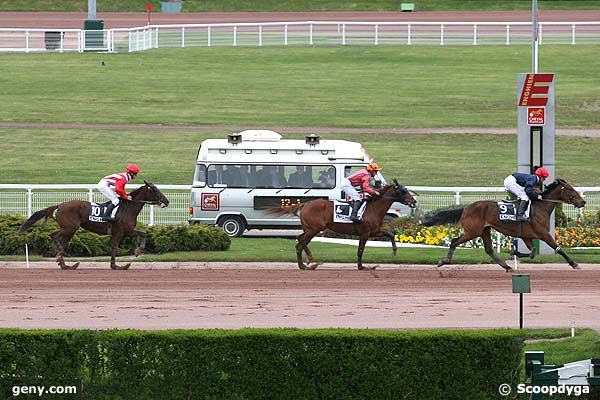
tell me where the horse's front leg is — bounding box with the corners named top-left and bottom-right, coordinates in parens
top-left (375, 229), bottom-right (397, 256)
top-left (110, 230), bottom-right (131, 270)
top-left (509, 238), bottom-right (537, 259)
top-left (538, 232), bottom-right (580, 269)
top-left (132, 229), bottom-right (146, 257)
top-left (357, 234), bottom-right (375, 270)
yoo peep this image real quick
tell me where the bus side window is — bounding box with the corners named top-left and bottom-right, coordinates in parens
top-left (194, 164), bottom-right (207, 187)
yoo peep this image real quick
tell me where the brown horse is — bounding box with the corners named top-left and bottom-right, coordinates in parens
top-left (422, 178), bottom-right (586, 271)
top-left (18, 181), bottom-right (169, 270)
top-left (268, 180), bottom-right (418, 270)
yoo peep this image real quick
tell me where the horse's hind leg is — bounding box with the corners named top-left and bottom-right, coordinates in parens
top-left (482, 227), bottom-right (513, 272)
top-left (51, 230), bottom-right (80, 270)
top-left (437, 232), bottom-right (477, 268)
top-left (131, 229), bottom-right (146, 257)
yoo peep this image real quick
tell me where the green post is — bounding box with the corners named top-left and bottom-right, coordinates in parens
top-left (512, 274), bottom-right (531, 329)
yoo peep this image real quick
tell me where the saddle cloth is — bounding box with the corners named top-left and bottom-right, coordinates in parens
top-left (497, 200), bottom-right (530, 222)
top-left (333, 200), bottom-right (367, 223)
top-left (88, 201), bottom-right (118, 223)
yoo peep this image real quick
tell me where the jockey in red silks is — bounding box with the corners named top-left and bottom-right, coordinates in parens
top-left (96, 164), bottom-right (141, 221)
top-left (340, 163), bottom-right (382, 223)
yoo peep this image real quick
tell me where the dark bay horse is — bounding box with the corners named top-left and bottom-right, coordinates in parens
top-left (422, 179), bottom-right (586, 271)
top-left (268, 181), bottom-right (417, 270)
top-left (18, 181), bottom-right (169, 270)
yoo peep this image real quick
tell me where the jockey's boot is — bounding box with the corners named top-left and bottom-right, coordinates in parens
top-left (515, 200), bottom-right (529, 222)
top-left (103, 203), bottom-right (117, 222)
top-left (350, 200), bottom-right (362, 223)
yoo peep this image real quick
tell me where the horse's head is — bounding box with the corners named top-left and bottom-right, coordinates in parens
top-left (131, 181), bottom-right (170, 208)
top-left (380, 179), bottom-right (418, 208)
top-left (542, 178), bottom-right (586, 208)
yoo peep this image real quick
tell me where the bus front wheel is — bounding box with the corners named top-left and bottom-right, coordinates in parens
top-left (218, 216), bottom-right (245, 237)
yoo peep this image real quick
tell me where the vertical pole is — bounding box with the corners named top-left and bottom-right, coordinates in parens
top-left (342, 24), bottom-right (346, 45)
top-left (440, 24), bottom-right (444, 45)
top-left (149, 205), bottom-right (155, 226)
top-left (473, 24), bottom-right (477, 45)
top-left (27, 189), bottom-right (33, 217)
top-left (181, 27), bottom-right (185, 48)
top-left (571, 24), bottom-right (576, 45)
top-left (309, 23), bottom-right (313, 45)
top-left (284, 24), bottom-right (288, 45)
top-left (375, 24), bottom-right (378, 45)
top-left (207, 26), bottom-right (211, 47)
top-left (407, 24), bottom-right (411, 45)
top-left (88, 189), bottom-right (94, 203)
top-left (259, 25), bottom-right (263, 46)
top-left (454, 191), bottom-right (461, 206)
top-left (88, 0), bottom-right (96, 20)
top-left (506, 24), bottom-right (510, 45)
top-left (25, 244), bottom-right (29, 269)
top-left (519, 292), bottom-right (524, 329)
top-left (234, 25), bottom-right (237, 46)
top-left (532, 0), bottom-right (539, 72)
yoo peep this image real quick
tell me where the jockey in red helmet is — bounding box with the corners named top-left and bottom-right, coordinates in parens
top-left (503, 166), bottom-right (549, 222)
top-left (340, 163), bottom-right (383, 223)
top-left (97, 164), bottom-right (141, 221)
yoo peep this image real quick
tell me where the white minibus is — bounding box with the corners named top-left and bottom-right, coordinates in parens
top-left (189, 130), bottom-right (414, 236)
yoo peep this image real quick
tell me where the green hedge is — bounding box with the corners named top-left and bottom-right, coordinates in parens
top-left (0, 328), bottom-right (523, 400)
top-left (0, 214), bottom-right (230, 256)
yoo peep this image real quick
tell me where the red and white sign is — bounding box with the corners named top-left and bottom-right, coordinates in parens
top-left (201, 193), bottom-right (220, 211)
top-left (527, 107), bottom-right (545, 125)
top-left (519, 73), bottom-right (554, 106)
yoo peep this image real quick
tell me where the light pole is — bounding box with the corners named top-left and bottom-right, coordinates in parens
top-left (532, 0), bottom-right (539, 73)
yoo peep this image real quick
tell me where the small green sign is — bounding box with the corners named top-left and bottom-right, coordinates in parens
top-left (512, 274), bottom-right (531, 293)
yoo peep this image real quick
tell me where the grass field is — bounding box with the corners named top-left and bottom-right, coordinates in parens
top-left (5, 238), bottom-right (598, 264)
top-left (2, 46), bottom-right (599, 129)
top-left (1, 0), bottom-right (600, 12)
top-left (2, 129), bottom-right (600, 186)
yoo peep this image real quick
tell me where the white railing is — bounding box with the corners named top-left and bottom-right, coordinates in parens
top-left (0, 184), bottom-right (597, 225)
top-left (0, 21), bottom-right (599, 52)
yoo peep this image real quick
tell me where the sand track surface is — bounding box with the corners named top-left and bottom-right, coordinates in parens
top-left (1, 261), bottom-right (599, 330)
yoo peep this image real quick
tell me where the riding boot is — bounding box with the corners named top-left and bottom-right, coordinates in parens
top-left (515, 200), bottom-right (529, 222)
top-left (103, 203), bottom-right (117, 222)
top-left (350, 200), bottom-right (362, 223)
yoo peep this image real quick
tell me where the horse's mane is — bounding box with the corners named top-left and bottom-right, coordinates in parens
top-left (366, 184), bottom-right (394, 202)
top-left (542, 178), bottom-right (569, 195)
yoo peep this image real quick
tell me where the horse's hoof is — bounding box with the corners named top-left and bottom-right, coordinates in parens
top-left (306, 262), bottom-right (322, 270)
top-left (436, 259), bottom-right (448, 268)
top-left (110, 263), bottom-right (131, 270)
top-left (571, 263), bottom-right (581, 270)
top-left (58, 262), bottom-right (79, 270)
top-left (298, 264), bottom-right (307, 270)
top-left (505, 266), bottom-right (514, 272)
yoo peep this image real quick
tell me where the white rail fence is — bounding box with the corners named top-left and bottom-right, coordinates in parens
top-left (0, 184), bottom-right (597, 226)
top-left (1, 21), bottom-right (599, 52)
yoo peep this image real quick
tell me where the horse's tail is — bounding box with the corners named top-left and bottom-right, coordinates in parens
top-left (265, 204), bottom-right (305, 217)
top-left (18, 205), bottom-right (58, 233)
top-left (421, 207), bottom-right (464, 227)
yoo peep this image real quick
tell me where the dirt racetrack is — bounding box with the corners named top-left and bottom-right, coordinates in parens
top-left (1, 261), bottom-right (599, 331)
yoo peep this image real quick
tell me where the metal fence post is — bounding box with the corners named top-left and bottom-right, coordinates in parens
top-left (234, 25), bottom-right (237, 46)
top-left (506, 24), bottom-right (510, 45)
top-left (455, 191), bottom-right (461, 206)
top-left (27, 189), bottom-right (32, 217)
top-left (149, 205), bottom-right (155, 226)
top-left (259, 25), bottom-right (262, 46)
top-left (181, 27), bottom-right (185, 48)
top-left (207, 26), bottom-right (211, 47)
top-left (342, 23), bottom-right (346, 45)
top-left (375, 24), bottom-right (379, 45)
top-left (572, 24), bottom-right (576, 45)
top-left (88, 189), bottom-right (94, 203)
top-left (473, 24), bottom-right (477, 45)
top-left (284, 24), bottom-right (288, 45)
top-left (407, 24), bottom-right (411, 45)
top-left (440, 24), bottom-right (445, 45)
top-left (309, 23), bottom-right (313, 45)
